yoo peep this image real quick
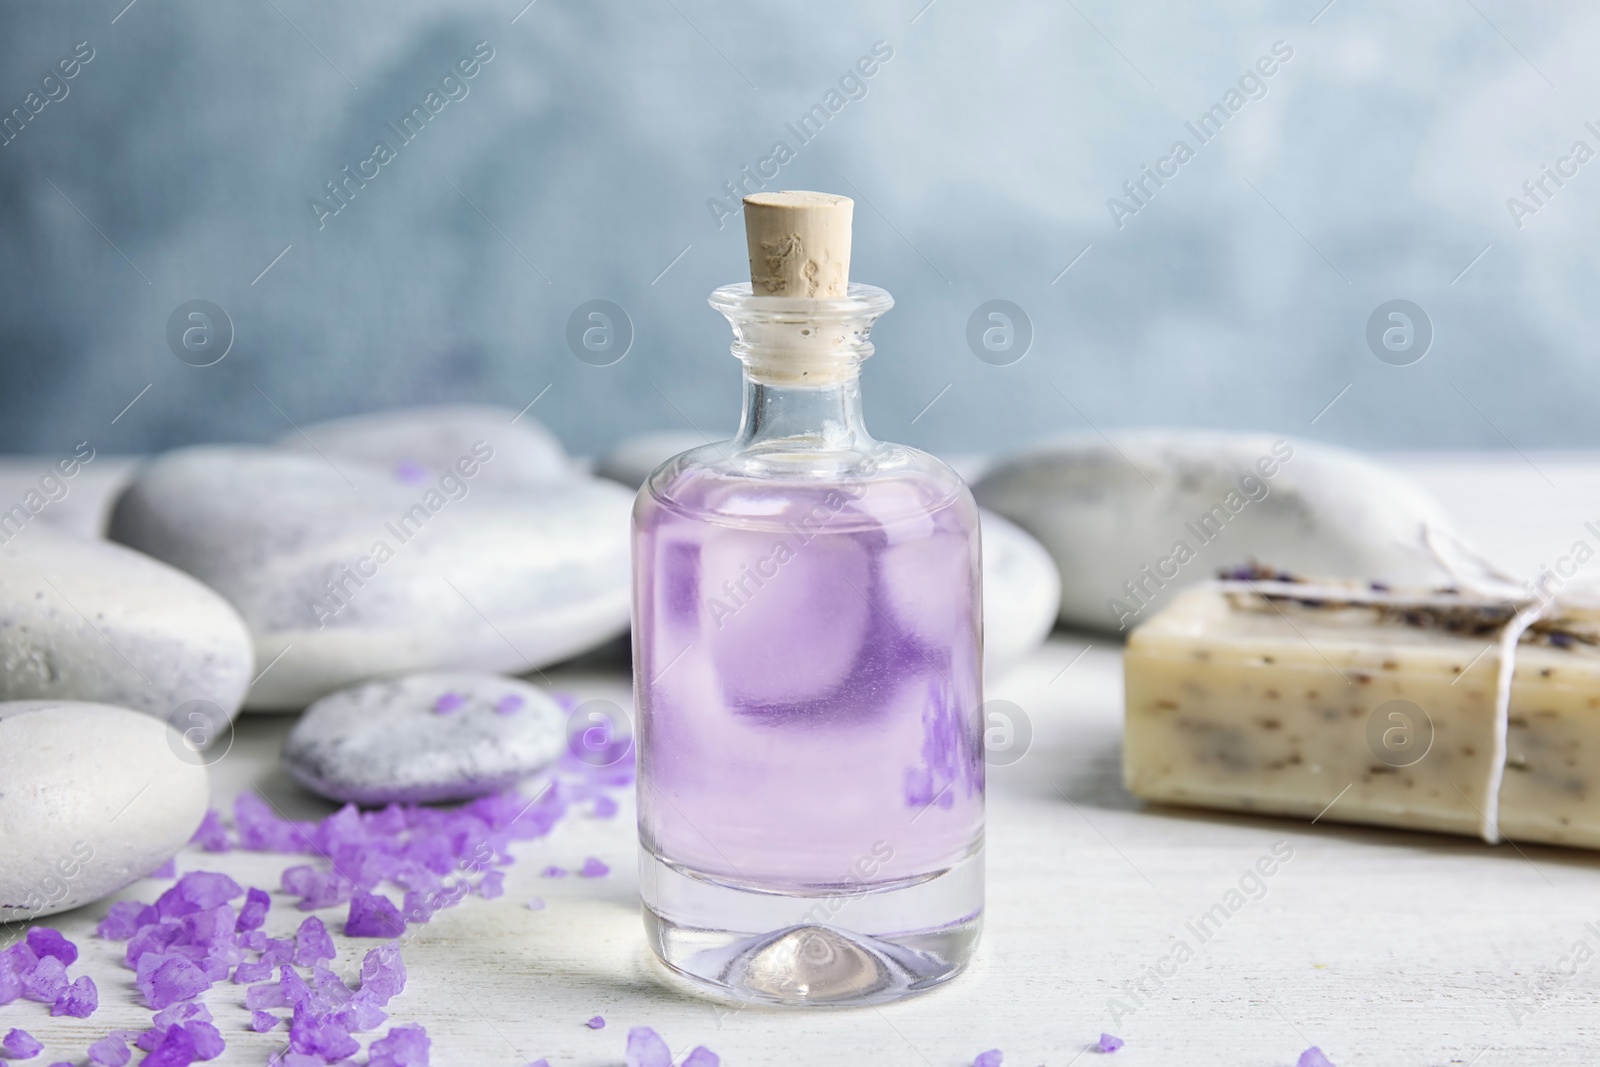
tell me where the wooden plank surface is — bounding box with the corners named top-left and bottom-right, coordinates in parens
top-left (7, 455), bottom-right (1599, 1065)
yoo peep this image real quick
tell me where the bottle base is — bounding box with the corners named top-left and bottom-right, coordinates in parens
top-left (640, 848), bottom-right (982, 1007)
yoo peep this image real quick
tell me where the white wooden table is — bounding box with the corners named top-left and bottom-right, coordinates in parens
top-left (11, 454), bottom-right (1600, 1066)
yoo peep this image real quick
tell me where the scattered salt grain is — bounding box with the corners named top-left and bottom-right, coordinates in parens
top-left (496, 694), bottom-right (525, 715)
top-left (625, 1026), bottom-right (671, 1067)
top-left (346, 890), bottom-right (407, 938)
top-left (578, 858), bottom-right (610, 878)
top-left (683, 1047), bottom-right (720, 1067)
top-left (26, 928), bottom-right (77, 966)
top-left (50, 975), bottom-right (96, 1018)
top-left (586, 1016), bottom-right (606, 1029)
top-left (251, 1010), bottom-right (279, 1033)
top-left (1297, 1049), bottom-right (1335, 1067)
top-left (86, 1034), bottom-right (130, 1067)
top-left (2, 1029), bottom-right (43, 1059)
top-left (1097, 1033), bottom-right (1124, 1053)
top-left (433, 692), bottom-right (466, 715)
top-left (974, 1050), bottom-right (1003, 1067)
top-left (541, 866), bottom-right (568, 878)
top-left (525, 898), bottom-right (546, 911)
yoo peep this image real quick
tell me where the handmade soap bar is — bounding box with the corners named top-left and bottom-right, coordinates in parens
top-left (1124, 581), bottom-right (1600, 849)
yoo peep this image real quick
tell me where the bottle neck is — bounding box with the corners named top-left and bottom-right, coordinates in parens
top-left (734, 373), bottom-right (871, 451)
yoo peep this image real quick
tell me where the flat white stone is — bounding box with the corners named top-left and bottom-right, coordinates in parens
top-left (283, 672), bottom-right (568, 805)
top-left (0, 534), bottom-right (253, 721)
top-left (278, 404), bottom-right (572, 486)
top-left (0, 701), bottom-right (210, 923)
top-left (979, 508), bottom-right (1061, 675)
top-left (109, 446), bottom-right (634, 711)
top-left (974, 431), bottom-right (1459, 634)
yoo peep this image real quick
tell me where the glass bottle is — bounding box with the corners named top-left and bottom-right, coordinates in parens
top-left (631, 279), bottom-right (985, 1006)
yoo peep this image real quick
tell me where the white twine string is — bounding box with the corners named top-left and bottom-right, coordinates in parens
top-left (1218, 524), bottom-right (1600, 845)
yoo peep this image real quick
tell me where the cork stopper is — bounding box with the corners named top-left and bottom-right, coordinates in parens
top-left (743, 191), bottom-right (853, 298)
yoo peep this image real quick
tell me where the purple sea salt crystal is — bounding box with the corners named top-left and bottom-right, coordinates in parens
top-left (86, 1035), bottom-right (130, 1067)
top-left (26, 928), bottom-right (78, 966)
top-left (51, 975), bottom-right (97, 1018)
top-left (1297, 1049), bottom-right (1335, 1067)
top-left (0, 962), bottom-right (17, 1007)
top-left (433, 692), bottom-right (466, 715)
top-left (244, 980), bottom-right (288, 1011)
top-left (293, 916), bottom-right (336, 966)
top-left (139, 1024), bottom-right (199, 1067)
top-left (251, 1011), bottom-right (279, 1033)
top-left (682, 1048), bottom-right (720, 1067)
top-left (541, 866), bottom-right (567, 878)
top-left (494, 693), bottom-right (525, 715)
top-left (189, 809), bottom-right (233, 853)
top-left (346, 890), bottom-right (406, 938)
top-left (278, 965), bottom-right (314, 1011)
top-left (3, 1029), bottom-right (43, 1059)
top-left (586, 1016), bottom-right (606, 1030)
top-left (525, 898), bottom-right (546, 911)
top-left (281, 866), bottom-right (353, 911)
top-left (395, 460), bottom-right (428, 483)
top-left (367, 1024), bottom-right (429, 1067)
top-left (578, 858), bottom-right (610, 878)
top-left (233, 793), bottom-right (315, 854)
top-left (1096, 1033), bottom-right (1124, 1053)
top-left (233, 960), bottom-right (273, 983)
top-left (974, 1051), bottom-right (1003, 1067)
top-left (150, 859), bottom-right (177, 878)
top-left (98, 901), bottom-right (158, 940)
top-left (477, 871), bottom-right (506, 899)
top-left (359, 944), bottom-right (406, 1006)
top-left (154, 872), bottom-right (243, 919)
top-left (624, 1027), bottom-right (671, 1067)
top-left (288, 1013), bottom-right (359, 1061)
top-left (591, 796), bottom-right (618, 819)
top-left (137, 954), bottom-right (212, 1009)
top-left (235, 887), bottom-right (270, 932)
top-left (526, 1061), bottom-right (551, 1067)
top-left (19, 955), bottom-right (68, 1003)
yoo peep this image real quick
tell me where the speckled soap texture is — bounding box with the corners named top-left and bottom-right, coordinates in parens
top-left (1124, 583), bottom-right (1600, 849)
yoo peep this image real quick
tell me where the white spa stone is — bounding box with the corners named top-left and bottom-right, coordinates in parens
top-left (0, 701), bottom-right (210, 922)
top-left (0, 455), bottom-right (140, 539)
top-left (278, 404), bottom-right (573, 486)
top-left (109, 446), bottom-right (634, 711)
top-left (0, 534), bottom-right (253, 721)
top-left (973, 431), bottom-right (1459, 635)
top-left (979, 509), bottom-right (1061, 674)
top-left (595, 431), bottom-right (716, 490)
top-left (282, 672), bottom-right (568, 804)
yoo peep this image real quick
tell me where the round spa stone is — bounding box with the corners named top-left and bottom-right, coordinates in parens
top-left (0, 701), bottom-right (210, 923)
top-left (974, 430), bottom-right (1459, 634)
top-left (277, 404), bottom-right (572, 486)
top-left (0, 534), bottom-right (253, 722)
top-left (595, 431), bottom-right (718, 489)
top-left (979, 508), bottom-right (1061, 674)
top-left (282, 673), bottom-right (567, 804)
top-left (109, 446), bottom-right (633, 710)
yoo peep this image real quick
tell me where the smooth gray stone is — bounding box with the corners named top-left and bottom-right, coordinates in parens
top-left (282, 673), bottom-right (567, 805)
top-left (109, 445), bottom-right (633, 710)
top-left (0, 534), bottom-right (253, 721)
top-left (278, 404), bottom-right (572, 486)
top-left (974, 430), bottom-right (1459, 635)
top-left (0, 701), bottom-right (209, 923)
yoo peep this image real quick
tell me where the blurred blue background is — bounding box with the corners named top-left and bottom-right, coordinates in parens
top-left (1, 0), bottom-right (1592, 458)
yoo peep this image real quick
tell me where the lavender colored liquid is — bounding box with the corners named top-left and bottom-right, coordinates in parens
top-left (634, 458), bottom-right (984, 974)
